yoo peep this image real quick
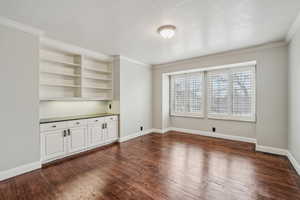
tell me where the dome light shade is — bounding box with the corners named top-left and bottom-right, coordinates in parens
top-left (157, 25), bottom-right (176, 39)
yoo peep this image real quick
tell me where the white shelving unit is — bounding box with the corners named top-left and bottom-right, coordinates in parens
top-left (82, 56), bottom-right (113, 100)
top-left (39, 38), bottom-right (113, 101)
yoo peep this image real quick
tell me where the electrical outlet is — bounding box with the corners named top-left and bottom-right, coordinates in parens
top-left (212, 127), bottom-right (216, 132)
top-left (140, 126), bottom-right (143, 131)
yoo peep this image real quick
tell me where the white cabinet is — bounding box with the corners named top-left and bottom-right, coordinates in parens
top-left (41, 129), bottom-right (67, 161)
top-left (87, 116), bottom-right (118, 148)
top-left (40, 115), bottom-right (118, 163)
top-left (106, 116), bottom-right (118, 140)
top-left (68, 127), bottom-right (87, 153)
top-left (88, 126), bottom-right (104, 147)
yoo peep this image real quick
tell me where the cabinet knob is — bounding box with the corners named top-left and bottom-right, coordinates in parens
top-left (76, 122), bottom-right (80, 125)
top-left (67, 129), bottom-right (71, 136)
top-left (52, 125), bottom-right (57, 128)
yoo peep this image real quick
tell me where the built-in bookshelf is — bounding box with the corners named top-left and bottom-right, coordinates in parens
top-left (39, 38), bottom-right (113, 101)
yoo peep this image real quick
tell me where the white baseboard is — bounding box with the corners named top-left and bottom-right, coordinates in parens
top-left (255, 145), bottom-right (288, 156)
top-left (287, 151), bottom-right (300, 175)
top-left (152, 128), bottom-right (171, 134)
top-left (118, 129), bottom-right (153, 143)
top-left (151, 128), bottom-right (163, 134)
top-left (0, 161), bottom-right (41, 181)
top-left (169, 127), bottom-right (257, 143)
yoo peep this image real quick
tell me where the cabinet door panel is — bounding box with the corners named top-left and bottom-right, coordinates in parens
top-left (69, 127), bottom-right (87, 153)
top-left (106, 118), bottom-right (118, 140)
top-left (88, 126), bottom-right (104, 147)
top-left (42, 130), bottom-right (66, 161)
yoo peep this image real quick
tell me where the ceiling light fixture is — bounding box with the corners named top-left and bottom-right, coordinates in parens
top-left (157, 25), bottom-right (176, 39)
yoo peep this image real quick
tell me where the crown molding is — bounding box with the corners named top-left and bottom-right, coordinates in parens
top-left (0, 16), bottom-right (44, 36)
top-left (119, 56), bottom-right (151, 67)
top-left (286, 12), bottom-right (300, 42)
top-left (40, 37), bottom-right (113, 61)
top-left (153, 40), bottom-right (287, 70)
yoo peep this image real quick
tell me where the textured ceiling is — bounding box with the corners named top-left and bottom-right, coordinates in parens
top-left (0, 0), bottom-right (300, 64)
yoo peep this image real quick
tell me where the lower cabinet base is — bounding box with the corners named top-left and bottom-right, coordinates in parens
top-left (42, 139), bottom-right (119, 166)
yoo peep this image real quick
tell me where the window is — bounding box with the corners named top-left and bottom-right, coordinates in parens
top-left (170, 72), bottom-right (204, 117)
top-left (207, 66), bottom-right (256, 121)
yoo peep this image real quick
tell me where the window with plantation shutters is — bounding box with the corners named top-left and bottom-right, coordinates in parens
top-left (207, 66), bottom-right (256, 121)
top-left (207, 71), bottom-right (230, 115)
top-left (170, 72), bottom-right (204, 117)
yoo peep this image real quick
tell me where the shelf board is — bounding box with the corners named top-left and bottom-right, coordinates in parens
top-left (83, 85), bottom-right (112, 90)
top-left (84, 66), bottom-right (112, 74)
top-left (40, 58), bottom-right (81, 67)
top-left (40, 97), bottom-right (112, 101)
top-left (83, 75), bottom-right (111, 81)
top-left (41, 70), bottom-right (81, 78)
top-left (40, 83), bottom-right (80, 88)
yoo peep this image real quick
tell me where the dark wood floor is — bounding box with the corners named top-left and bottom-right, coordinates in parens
top-left (1, 131), bottom-right (300, 200)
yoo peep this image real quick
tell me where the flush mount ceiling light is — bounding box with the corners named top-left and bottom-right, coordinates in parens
top-left (157, 25), bottom-right (176, 39)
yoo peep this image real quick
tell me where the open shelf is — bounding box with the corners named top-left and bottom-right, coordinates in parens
top-left (40, 97), bottom-right (110, 101)
top-left (41, 83), bottom-right (80, 88)
top-left (41, 70), bottom-right (81, 78)
top-left (83, 75), bottom-right (111, 81)
top-left (83, 86), bottom-right (112, 90)
top-left (40, 58), bottom-right (81, 67)
top-left (39, 38), bottom-right (113, 101)
top-left (84, 66), bottom-right (112, 74)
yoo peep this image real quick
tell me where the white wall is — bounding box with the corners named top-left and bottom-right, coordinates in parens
top-left (153, 42), bottom-right (288, 149)
top-left (0, 25), bottom-right (40, 171)
top-left (39, 101), bottom-right (109, 119)
top-left (117, 57), bottom-right (152, 137)
top-left (288, 28), bottom-right (300, 164)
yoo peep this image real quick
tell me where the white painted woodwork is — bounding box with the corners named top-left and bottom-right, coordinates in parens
top-left (67, 120), bottom-right (87, 128)
top-left (68, 127), bottom-right (87, 153)
top-left (88, 126), bottom-right (105, 147)
top-left (39, 39), bottom-right (113, 101)
top-left (106, 116), bottom-right (118, 140)
top-left (40, 121), bottom-right (68, 132)
top-left (40, 116), bottom-right (118, 163)
top-left (42, 130), bottom-right (67, 161)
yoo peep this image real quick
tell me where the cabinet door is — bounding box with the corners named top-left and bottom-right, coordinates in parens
top-left (106, 117), bottom-right (118, 140)
top-left (88, 125), bottom-right (104, 147)
top-left (68, 127), bottom-right (87, 153)
top-left (42, 130), bottom-right (67, 161)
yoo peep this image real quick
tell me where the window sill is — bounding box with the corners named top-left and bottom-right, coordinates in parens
top-left (170, 114), bottom-right (205, 119)
top-left (207, 115), bottom-right (256, 123)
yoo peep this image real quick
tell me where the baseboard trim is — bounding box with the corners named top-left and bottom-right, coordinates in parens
top-left (151, 128), bottom-right (162, 133)
top-left (255, 145), bottom-right (288, 156)
top-left (151, 128), bottom-right (172, 134)
top-left (287, 151), bottom-right (300, 175)
top-left (168, 127), bottom-right (257, 143)
top-left (0, 161), bottom-right (41, 181)
top-left (118, 129), bottom-right (153, 143)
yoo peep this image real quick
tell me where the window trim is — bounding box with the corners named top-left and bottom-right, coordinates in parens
top-left (207, 66), bottom-right (256, 122)
top-left (170, 72), bottom-right (205, 118)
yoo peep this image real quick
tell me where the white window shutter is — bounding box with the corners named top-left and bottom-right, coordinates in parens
top-left (232, 67), bottom-right (256, 121)
top-left (170, 72), bottom-right (204, 117)
top-left (207, 66), bottom-right (256, 121)
top-left (207, 71), bottom-right (230, 116)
